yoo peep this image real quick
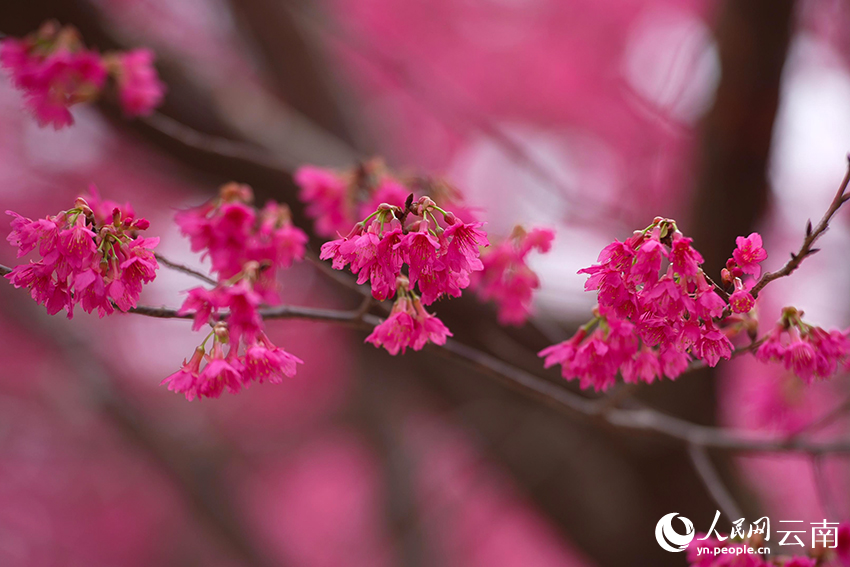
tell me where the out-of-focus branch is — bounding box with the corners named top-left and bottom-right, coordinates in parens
top-left (812, 456), bottom-right (839, 519)
top-left (688, 444), bottom-right (744, 522)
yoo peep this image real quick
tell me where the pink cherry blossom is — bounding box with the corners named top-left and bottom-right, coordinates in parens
top-left (111, 48), bottom-right (165, 117)
top-left (6, 193), bottom-right (157, 318)
top-left (729, 278), bottom-right (755, 314)
top-left (243, 333), bottom-right (303, 383)
top-left (161, 346), bottom-right (205, 401)
top-left (475, 226), bottom-right (555, 325)
top-left (366, 295), bottom-right (452, 355)
top-left (294, 166), bottom-right (352, 238)
top-left (732, 232), bottom-right (768, 278)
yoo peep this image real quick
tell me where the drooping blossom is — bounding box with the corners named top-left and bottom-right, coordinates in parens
top-left (755, 307), bottom-right (850, 383)
top-left (294, 166), bottom-right (352, 238)
top-left (168, 184), bottom-right (307, 400)
top-left (0, 22), bottom-right (164, 128)
top-left (243, 333), bottom-right (302, 384)
top-left (320, 194), bottom-right (487, 306)
top-left (167, 299), bottom-right (301, 401)
top-left (365, 287), bottom-right (452, 355)
top-left (474, 226), bottom-right (554, 325)
top-left (6, 190), bottom-right (158, 318)
top-left (106, 48), bottom-right (166, 117)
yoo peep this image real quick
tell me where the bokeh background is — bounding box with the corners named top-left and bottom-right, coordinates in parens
top-left (1, 0), bottom-right (850, 565)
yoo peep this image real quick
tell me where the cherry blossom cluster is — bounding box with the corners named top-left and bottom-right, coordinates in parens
top-left (165, 183), bottom-right (308, 400)
top-left (756, 307), bottom-right (850, 384)
top-left (474, 226), bottom-right (555, 325)
top-left (321, 193), bottom-right (488, 353)
top-left (6, 189), bottom-right (158, 318)
top-left (365, 276), bottom-right (452, 354)
top-left (175, 182), bottom-right (307, 300)
top-left (540, 219), bottom-right (767, 391)
top-left (295, 159), bottom-right (471, 239)
top-left (0, 21), bottom-right (165, 129)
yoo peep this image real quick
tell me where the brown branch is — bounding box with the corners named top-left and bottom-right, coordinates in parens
top-left (155, 253), bottom-right (217, 286)
top-left (6, 258), bottom-right (850, 454)
top-left (751, 159), bottom-right (850, 297)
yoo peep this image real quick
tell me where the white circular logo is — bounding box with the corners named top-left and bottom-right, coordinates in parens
top-left (655, 513), bottom-right (695, 553)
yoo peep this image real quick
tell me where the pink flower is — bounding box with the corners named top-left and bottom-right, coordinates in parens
top-left (729, 279), bottom-right (755, 314)
top-left (360, 179), bottom-right (409, 218)
top-left (244, 333), bottom-right (303, 384)
top-left (442, 220), bottom-right (488, 274)
top-left (176, 186), bottom-right (308, 298)
top-left (402, 220), bottom-right (442, 289)
top-left (294, 166), bottom-right (352, 238)
top-left (75, 268), bottom-right (113, 317)
top-left (175, 202), bottom-right (216, 253)
top-left (732, 232), bottom-right (768, 278)
top-left (622, 347), bottom-right (661, 384)
top-left (366, 296), bottom-right (452, 355)
top-left (539, 313), bottom-right (637, 391)
top-left (178, 287), bottom-right (221, 331)
top-left (695, 323), bottom-right (733, 367)
top-left (162, 346), bottom-right (205, 401)
top-left (475, 226), bottom-right (553, 325)
top-left (7, 196), bottom-right (157, 318)
top-left (112, 48), bottom-right (165, 116)
top-left (196, 343), bottom-right (243, 399)
top-left (629, 236), bottom-right (666, 287)
top-left (785, 338), bottom-right (817, 383)
top-left (540, 330), bottom-right (586, 370)
top-left (58, 214), bottom-right (97, 269)
top-left (221, 280), bottom-right (263, 344)
top-left (1, 34), bottom-right (108, 129)
top-left (670, 235), bottom-right (704, 277)
top-left (660, 347), bottom-right (690, 379)
top-left (754, 310), bottom-right (850, 382)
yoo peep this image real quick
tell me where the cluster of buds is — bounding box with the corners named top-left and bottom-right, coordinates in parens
top-left (6, 189), bottom-right (158, 318)
top-left (0, 21), bottom-right (165, 129)
top-left (540, 218), bottom-right (767, 391)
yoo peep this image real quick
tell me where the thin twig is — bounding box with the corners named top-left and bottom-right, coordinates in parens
top-left (155, 253), bottom-right (217, 285)
top-left (688, 444), bottom-right (744, 522)
top-left (751, 159), bottom-right (850, 298)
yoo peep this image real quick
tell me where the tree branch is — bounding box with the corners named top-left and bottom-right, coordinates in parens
top-left (751, 159), bottom-right (850, 297)
top-left (688, 444), bottom-right (744, 522)
top-left (155, 253), bottom-right (217, 285)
